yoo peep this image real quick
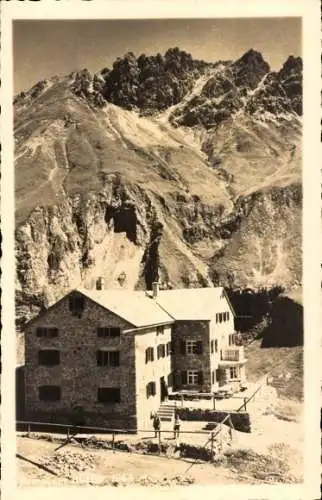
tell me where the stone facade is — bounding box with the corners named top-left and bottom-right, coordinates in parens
top-left (171, 320), bottom-right (212, 392)
top-left (24, 292), bottom-right (137, 428)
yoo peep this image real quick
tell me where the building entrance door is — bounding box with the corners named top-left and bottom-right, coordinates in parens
top-left (160, 376), bottom-right (168, 402)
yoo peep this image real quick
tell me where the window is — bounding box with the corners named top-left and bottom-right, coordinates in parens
top-left (97, 350), bottom-right (120, 367)
top-left (229, 367), bottom-right (239, 379)
top-left (145, 347), bottom-right (154, 363)
top-left (36, 327), bottom-right (58, 338)
top-left (157, 344), bottom-right (166, 359)
top-left (184, 340), bottom-right (203, 355)
top-left (166, 341), bottom-right (172, 356)
top-left (38, 350), bottom-right (60, 366)
top-left (156, 326), bottom-right (164, 335)
top-left (228, 334), bottom-right (235, 346)
top-left (146, 381), bottom-right (156, 398)
top-left (186, 370), bottom-right (203, 385)
top-left (38, 385), bottom-right (61, 401)
top-left (210, 340), bottom-right (214, 353)
top-left (216, 312), bottom-right (229, 323)
top-left (97, 327), bottom-right (121, 337)
top-left (97, 387), bottom-right (120, 403)
top-left (215, 339), bottom-right (218, 353)
top-left (69, 295), bottom-right (85, 315)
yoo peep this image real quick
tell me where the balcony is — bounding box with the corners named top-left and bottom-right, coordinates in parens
top-left (219, 346), bottom-right (246, 365)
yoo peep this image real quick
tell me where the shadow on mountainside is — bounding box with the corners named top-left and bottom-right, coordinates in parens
top-left (261, 296), bottom-right (303, 348)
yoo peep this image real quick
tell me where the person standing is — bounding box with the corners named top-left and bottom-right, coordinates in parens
top-left (173, 414), bottom-right (181, 440)
top-left (153, 413), bottom-right (161, 438)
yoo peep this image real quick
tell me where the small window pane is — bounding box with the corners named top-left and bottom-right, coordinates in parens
top-left (39, 385), bottom-right (61, 401)
top-left (38, 350), bottom-right (60, 366)
top-left (97, 388), bottom-right (120, 403)
top-left (110, 327), bottom-right (120, 337)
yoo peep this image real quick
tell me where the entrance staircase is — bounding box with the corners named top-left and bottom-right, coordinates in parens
top-left (157, 402), bottom-right (175, 423)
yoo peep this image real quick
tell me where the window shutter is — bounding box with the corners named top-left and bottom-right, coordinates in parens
top-left (111, 351), bottom-right (120, 366)
top-left (145, 348), bottom-right (148, 364)
top-left (97, 350), bottom-right (102, 366)
top-left (197, 341), bottom-right (203, 354)
top-left (152, 382), bottom-right (156, 396)
top-left (181, 370), bottom-right (187, 385)
top-left (198, 371), bottom-right (203, 385)
top-left (49, 328), bottom-right (58, 338)
top-left (211, 340), bottom-right (214, 353)
top-left (180, 341), bottom-right (186, 355)
top-left (174, 370), bottom-right (181, 388)
top-left (110, 327), bottom-right (120, 337)
top-left (151, 347), bottom-right (154, 362)
top-left (215, 340), bottom-right (218, 352)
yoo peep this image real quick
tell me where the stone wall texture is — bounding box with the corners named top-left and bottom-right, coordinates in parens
top-left (24, 292), bottom-right (137, 428)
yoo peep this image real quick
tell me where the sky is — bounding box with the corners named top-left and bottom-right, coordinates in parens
top-left (13, 18), bottom-right (301, 94)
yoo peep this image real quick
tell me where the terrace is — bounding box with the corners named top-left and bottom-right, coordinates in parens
top-left (219, 346), bottom-right (246, 365)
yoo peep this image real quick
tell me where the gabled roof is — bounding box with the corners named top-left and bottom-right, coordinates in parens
top-left (24, 286), bottom-right (235, 330)
top-left (77, 288), bottom-right (174, 328)
top-left (144, 287), bottom-right (235, 321)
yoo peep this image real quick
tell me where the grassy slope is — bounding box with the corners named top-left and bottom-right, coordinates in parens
top-left (245, 339), bottom-right (303, 401)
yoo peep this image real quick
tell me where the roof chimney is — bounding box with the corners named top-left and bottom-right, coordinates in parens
top-left (96, 277), bottom-right (104, 291)
top-left (152, 281), bottom-right (159, 298)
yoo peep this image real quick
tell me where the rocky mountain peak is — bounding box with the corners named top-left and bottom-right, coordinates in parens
top-left (278, 55), bottom-right (302, 78)
top-left (14, 47), bottom-right (302, 328)
top-left (233, 48), bottom-right (270, 72)
top-left (231, 49), bottom-right (270, 90)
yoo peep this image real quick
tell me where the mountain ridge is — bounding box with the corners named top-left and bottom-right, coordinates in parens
top-left (14, 47), bottom-right (302, 329)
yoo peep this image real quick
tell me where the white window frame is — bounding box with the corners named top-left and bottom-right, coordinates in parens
top-left (186, 340), bottom-right (198, 354)
top-left (229, 366), bottom-right (239, 379)
top-left (187, 370), bottom-right (199, 385)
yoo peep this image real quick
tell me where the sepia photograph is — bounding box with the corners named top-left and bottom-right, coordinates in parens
top-left (1, 1), bottom-right (320, 497)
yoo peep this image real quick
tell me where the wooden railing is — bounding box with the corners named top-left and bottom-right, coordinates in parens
top-left (220, 346), bottom-right (244, 362)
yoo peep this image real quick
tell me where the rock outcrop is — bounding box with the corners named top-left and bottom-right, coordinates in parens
top-left (14, 47), bottom-right (302, 329)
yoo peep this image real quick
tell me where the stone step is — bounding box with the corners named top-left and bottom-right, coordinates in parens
top-left (157, 403), bottom-right (175, 422)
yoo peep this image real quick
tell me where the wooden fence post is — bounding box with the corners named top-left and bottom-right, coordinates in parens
top-left (112, 432), bottom-right (115, 453)
top-left (67, 427), bottom-right (70, 442)
top-left (27, 423), bottom-right (30, 437)
top-left (228, 416), bottom-right (233, 441)
top-left (213, 395), bottom-right (216, 410)
top-left (243, 397), bottom-right (247, 411)
top-left (210, 431), bottom-right (214, 461)
top-left (158, 431), bottom-right (161, 453)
